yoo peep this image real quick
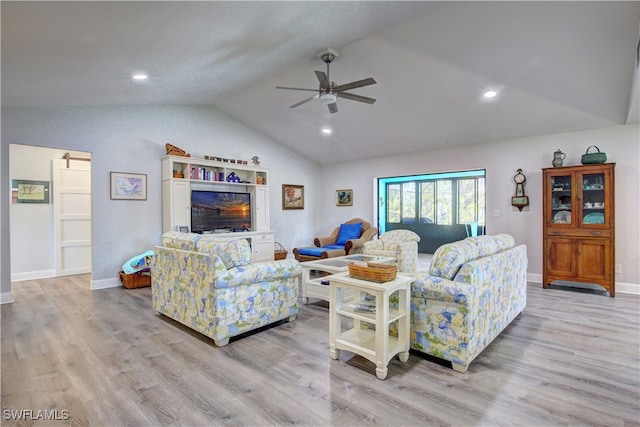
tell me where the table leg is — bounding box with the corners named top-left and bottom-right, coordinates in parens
top-left (376, 366), bottom-right (388, 380)
top-left (375, 289), bottom-right (390, 380)
top-left (398, 287), bottom-right (410, 363)
top-left (329, 283), bottom-right (341, 360)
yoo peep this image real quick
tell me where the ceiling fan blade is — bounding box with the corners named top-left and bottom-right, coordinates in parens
top-left (328, 103), bottom-right (338, 114)
top-left (276, 86), bottom-right (318, 92)
top-left (289, 93), bottom-right (319, 108)
top-left (334, 77), bottom-right (377, 92)
top-left (337, 92), bottom-right (377, 104)
top-left (315, 71), bottom-right (329, 87)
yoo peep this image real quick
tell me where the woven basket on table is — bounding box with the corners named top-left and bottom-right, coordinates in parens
top-left (274, 242), bottom-right (288, 260)
top-left (581, 145), bottom-right (607, 165)
top-left (348, 262), bottom-right (397, 283)
top-left (119, 270), bottom-right (151, 289)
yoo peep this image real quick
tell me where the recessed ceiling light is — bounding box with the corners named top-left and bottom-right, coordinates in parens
top-left (321, 127), bottom-right (332, 135)
top-left (132, 73), bottom-right (148, 81)
top-left (483, 90), bottom-right (497, 99)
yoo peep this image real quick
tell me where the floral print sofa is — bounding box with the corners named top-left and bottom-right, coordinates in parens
top-left (151, 232), bottom-right (301, 346)
top-left (409, 234), bottom-right (527, 372)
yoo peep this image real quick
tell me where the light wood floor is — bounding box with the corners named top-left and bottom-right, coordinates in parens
top-left (2, 275), bottom-right (639, 426)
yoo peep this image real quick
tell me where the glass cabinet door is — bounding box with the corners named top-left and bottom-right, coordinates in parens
top-left (549, 173), bottom-right (573, 226)
top-left (580, 171), bottom-right (606, 226)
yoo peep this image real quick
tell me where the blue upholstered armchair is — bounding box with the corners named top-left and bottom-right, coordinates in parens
top-left (293, 218), bottom-right (378, 261)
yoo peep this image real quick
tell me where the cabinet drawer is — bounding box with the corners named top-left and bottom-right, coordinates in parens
top-left (546, 229), bottom-right (611, 238)
top-left (253, 233), bottom-right (274, 242)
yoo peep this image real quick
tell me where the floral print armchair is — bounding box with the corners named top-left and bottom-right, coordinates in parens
top-left (363, 229), bottom-right (421, 272)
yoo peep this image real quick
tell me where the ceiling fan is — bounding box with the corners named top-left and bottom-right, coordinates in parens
top-left (276, 49), bottom-right (377, 114)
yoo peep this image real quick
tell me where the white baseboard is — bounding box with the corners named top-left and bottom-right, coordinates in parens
top-left (0, 291), bottom-right (14, 304)
top-left (91, 277), bottom-right (121, 290)
top-left (615, 282), bottom-right (640, 295)
top-left (527, 273), bottom-right (542, 283)
top-left (11, 269), bottom-right (56, 282)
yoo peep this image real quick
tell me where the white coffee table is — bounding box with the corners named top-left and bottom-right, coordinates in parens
top-left (300, 254), bottom-right (395, 304)
top-left (328, 271), bottom-right (412, 380)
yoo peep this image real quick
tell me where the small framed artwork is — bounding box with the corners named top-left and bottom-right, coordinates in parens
top-left (336, 189), bottom-right (353, 206)
top-left (11, 179), bottom-right (50, 204)
top-left (177, 225), bottom-right (189, 233)
top-left (282, 184), bottom-right (304, 210)
top-left (110, 172), bottom-right (147, 200)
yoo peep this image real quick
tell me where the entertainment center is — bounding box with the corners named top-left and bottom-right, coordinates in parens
top-left (162, 155), bottom-right (274, 262)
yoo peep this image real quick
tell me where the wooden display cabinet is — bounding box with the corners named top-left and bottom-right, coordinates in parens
top-left (542, 163), bottom-right (615, 296)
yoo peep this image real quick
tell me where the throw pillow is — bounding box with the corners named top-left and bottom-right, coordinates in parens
top-left (336, 222), bottom-right (363, 245)
top-left (196, 238), bottom-right (233, 268)
top-left (225, 239), bottom-right (252, 267)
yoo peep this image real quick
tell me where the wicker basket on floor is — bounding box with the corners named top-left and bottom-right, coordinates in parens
top-left (119, 270), bottom-right (151, 289)
top-left (274, 242), bottom-right (288, 260)
top-left (348, 262), bottom-right (397, 283)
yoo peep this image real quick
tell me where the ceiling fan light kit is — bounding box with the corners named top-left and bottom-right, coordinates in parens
top-left (276, 48), bottom-right (377, 114)
top-left (320, 92), bottom-right (337, 104)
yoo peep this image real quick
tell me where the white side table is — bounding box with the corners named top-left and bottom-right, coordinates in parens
top-left (300, 254), bottom-right (395, 304)
top-left (328, 272), bottom-right (412, 380)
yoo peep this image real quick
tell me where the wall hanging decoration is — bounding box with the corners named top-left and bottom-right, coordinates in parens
top-left (511, 169), bottom-right (529, 211)
top-left (282, 184), bottom-right (304, 209)
top-left (110, 172), bottom-right (147, 200)
top-left (11, 179), bottom-right (50, 204)
top-left (336, 189), bottom-right (353, 206)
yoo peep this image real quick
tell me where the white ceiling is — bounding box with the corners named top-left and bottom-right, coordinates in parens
top-left (3, 1), bottom-right (639, 164)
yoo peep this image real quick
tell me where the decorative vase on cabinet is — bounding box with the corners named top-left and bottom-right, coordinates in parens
top-left (542, 163), bottom-right (615, 297)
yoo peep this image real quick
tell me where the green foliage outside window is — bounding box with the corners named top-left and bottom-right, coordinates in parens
top-left (385, 173), bottom-right (484, 226)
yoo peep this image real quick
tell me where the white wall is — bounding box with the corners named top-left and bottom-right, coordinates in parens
top-left (318, 124), bottom-right (640, 293)
top-left (9, 145), bottom-right (90, 281)
top-left (1, 105), bottom-right (321, 292)
top-left (2, 105), bottom-right (637, 297)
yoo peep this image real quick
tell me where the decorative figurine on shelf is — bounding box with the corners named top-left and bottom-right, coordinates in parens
top-left (552, 149), bottom-right (566, 168)
top-left (165, 143), bottom-right (191, 157)
top-left (226, 172), bottom-right (242, 183)
top-left (251, 156), bottom-right (261, 166)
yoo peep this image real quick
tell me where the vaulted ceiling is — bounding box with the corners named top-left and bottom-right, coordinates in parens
top-left (3, 1), bottom-right (639, 164)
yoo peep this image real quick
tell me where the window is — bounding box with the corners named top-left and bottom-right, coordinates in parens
top-left (378, 170), bottom-right (485, 233)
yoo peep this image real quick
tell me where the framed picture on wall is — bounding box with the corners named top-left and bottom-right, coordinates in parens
top-left (336, 189), bottom-right (353, 206)
top-left (282, 184), bottom-right (304, 210)
top-left (110, 172), bottom-right (147, 200)
top-left (11, 179), bottom-right (50, 204)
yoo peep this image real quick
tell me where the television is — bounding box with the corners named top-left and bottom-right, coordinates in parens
top-left (191, 190), bottom-right (251, 233)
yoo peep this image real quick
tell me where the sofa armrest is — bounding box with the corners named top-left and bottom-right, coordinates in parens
top-left (396, 241), bottom-right (417, 254)
top-left (345, 227), bottom-right (378, 254)
top-left (215, 259), bottom-right (302, 288)
top-left (315, 236), bottom-right (335, 247)
top-left (314, 226), bottom-right (341, 247)
top-left (363, 239), bottom-right (384, 252)
top-left (409, 272), bottom-right (477, 304)
top-left (396, 241), bottom-right (418, 272)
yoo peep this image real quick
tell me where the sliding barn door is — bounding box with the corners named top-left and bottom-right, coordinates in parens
top-left (53, 158), bottom-right (92, 276)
